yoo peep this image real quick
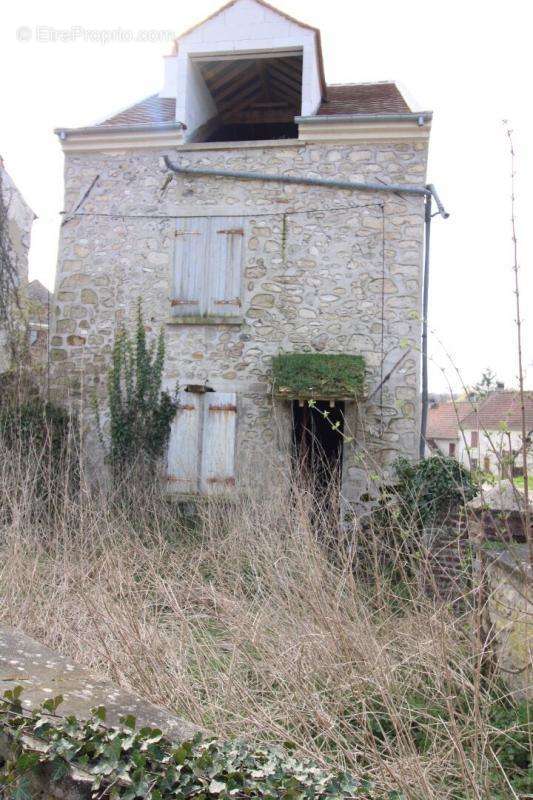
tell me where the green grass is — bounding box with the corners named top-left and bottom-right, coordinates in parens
top-left (272, 353), bottom-right (365, 399)
top-left (513, 475), bottom-right (533, 489)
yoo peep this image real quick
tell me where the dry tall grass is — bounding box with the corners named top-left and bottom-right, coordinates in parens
top-left (0, 440), bottom-right (530, 799)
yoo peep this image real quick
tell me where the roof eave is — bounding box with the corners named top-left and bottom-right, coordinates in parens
top-left (54, 122), bottom-right (185, 138)
top-left (296, 111), bottom-right (433, 125)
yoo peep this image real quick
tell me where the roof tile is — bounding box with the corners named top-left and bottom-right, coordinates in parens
top-left (317, 83), bottom-right (410, 116)
top-left (94, 82), bottom-right (411, 129)
top-left (461, 391), bottom-right (533, 431)
top-left (97, 95), bottom-right (176, 127)
top-left (427, 401), bottom-right (471, 440)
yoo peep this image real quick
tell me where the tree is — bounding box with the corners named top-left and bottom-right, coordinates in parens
top-left (94, 301), bottom-right (179, 477)
top-left (470, 367), bottom-right (502, 400)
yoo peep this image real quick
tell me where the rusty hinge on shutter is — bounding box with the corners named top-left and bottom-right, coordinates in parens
top-left (179, 404), bottom-right (196, 411)
top-left (209, 404), bottom-right (237, 412)
top-left (171, 298), bottom-right (196, 306)
top-left (206, 477), bottom-right (236, 485)
top-left (214, 298), bottom-right (242, 306)
top-left (175, 230), bottom-right (201, 237)
top-left (216, 228), bottom-right (244, 235)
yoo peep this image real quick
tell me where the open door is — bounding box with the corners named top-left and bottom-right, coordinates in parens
top-left (292, 400), bottom-right (344, 509)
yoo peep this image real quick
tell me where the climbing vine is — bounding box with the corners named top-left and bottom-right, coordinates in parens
top-left (94, 301), bottom-right (178, 477)
top-left (0, 688), bottom-right (392, 800)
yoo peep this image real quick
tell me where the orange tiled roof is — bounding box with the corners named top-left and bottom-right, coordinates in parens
top-left (427, 401), bottom-right (471, 440)
top-left (461, 391), bottom-right (533, 432)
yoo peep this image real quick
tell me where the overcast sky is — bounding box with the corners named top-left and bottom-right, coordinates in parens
top-left (1, 0), bottom-right (532, 394)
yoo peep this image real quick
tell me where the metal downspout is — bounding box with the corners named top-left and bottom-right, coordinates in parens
top-left (419, 194), bottom-right (432, 460)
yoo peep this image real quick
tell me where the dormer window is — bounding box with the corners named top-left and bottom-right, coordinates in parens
top-left (166, 0), bottom-right (325, 145)
top-left (191, 51), bottom-right (302, 142)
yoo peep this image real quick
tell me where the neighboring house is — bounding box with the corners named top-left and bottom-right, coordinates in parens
top-left (427, 391), bottom-right (533, 476)
top-left (51, 0), bottom-right (434, 503)
top-left (458, 391), bottom-right (533, 476)
top-left (426, 400), bottom-right (471, 459)
top-left (27, 279), bottom-right (51, 363)
top-left (0, 157), bottom-right (35, 372)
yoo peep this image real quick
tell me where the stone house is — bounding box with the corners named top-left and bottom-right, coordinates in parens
top-left (426, 400), bottom-right (471, 459)
top-left (458, 391), bottom-right (533, 476)
top-left (52, 0), bottom-right (434, 504)
top-left (27, 279), bottom-right (51, 364)
top-left (0, 157), bottom-right (35, 372)
top-left (427, 391), bottom-right (533, 477)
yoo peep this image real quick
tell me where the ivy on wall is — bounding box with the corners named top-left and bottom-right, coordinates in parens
top-left (0, 688), bottom-right (394, 800)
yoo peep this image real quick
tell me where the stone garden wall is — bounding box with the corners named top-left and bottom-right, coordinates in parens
top-left (51, 138), bottom-right (428, 499)
top-left (0, 626), bottom-right (199, 799)
top-left (484, 546), bottom-right (532, 700)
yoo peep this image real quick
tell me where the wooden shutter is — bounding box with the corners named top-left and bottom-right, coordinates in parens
top-left (172, 217), bottom-right (209, 316)
top-left (167, 391), bottom-right (201, 492)
top-left (207, 217), bottom-right (244, 317)
top-left (200, 392), bottom-right (237, 494)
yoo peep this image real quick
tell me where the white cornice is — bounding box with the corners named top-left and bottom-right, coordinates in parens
top-left (297, 114), bottom-right (431, 144)
top-left (56, 126), bottom-right (185, 154)
top-left (298, 122), bottom-right (430, 144)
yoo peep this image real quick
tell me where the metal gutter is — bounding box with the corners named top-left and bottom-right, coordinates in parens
top-left (163, 155), bottom-right (448, 218)
top-left (295, 112), bottom-right (432, 125)
top-left (54, 122), bottom-right (185, 139)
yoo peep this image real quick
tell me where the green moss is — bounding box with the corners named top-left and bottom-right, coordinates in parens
top-left (272, 353), bottom-right (365, 399)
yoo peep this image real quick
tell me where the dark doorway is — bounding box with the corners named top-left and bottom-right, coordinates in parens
top-left (292, 401), bottom-right (344, 502)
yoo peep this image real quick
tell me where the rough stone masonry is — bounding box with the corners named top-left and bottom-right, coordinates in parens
top-left (51, 135), bottom-right (427, 504)
top-left (51, 137), bottom-right (427, 504)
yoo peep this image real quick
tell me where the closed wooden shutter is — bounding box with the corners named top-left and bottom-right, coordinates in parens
top-left (208, 217), bottom-right (244, 317)
top-left (167, 391), bottom-right (201, 492)
top-left (171, 218), bottom-right (209, 316)
top-left (200, 392), bottom-right (237, 494)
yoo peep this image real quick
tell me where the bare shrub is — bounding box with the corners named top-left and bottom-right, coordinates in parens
top-left (0, 439), bottom-right (529, 799)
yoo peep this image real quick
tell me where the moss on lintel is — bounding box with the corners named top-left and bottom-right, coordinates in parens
top-left (272, 353), bottom-right (365, 400)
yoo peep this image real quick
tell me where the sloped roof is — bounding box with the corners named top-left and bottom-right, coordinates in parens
top-left (461, 391), bottom-right (533, 432)
top-left (64, 0), bottom-right (416, 134)
top-left (95, 81), bottom-right (411, 128)
top-left (96, 96), bottom-right (177, 128)
top-left (427, 400), bottom-right (471, 440)
top-left (175, 0), bottom-right (321, 41)
top-left (27, 279), bottom-right (51, 306)
top-left (0, 158), bottom-right (36, 220)
top-left (317, 83), bottom-right (410, 116)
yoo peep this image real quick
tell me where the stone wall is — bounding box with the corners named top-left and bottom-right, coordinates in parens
top-left (0, 161), bottom-right (35, 372)
top-left (0, 626), bottom-right (198, 799)
top-left (51, 138), bottom-right (428, 501)
top-left (484, 546), bottom-right (532, 700)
